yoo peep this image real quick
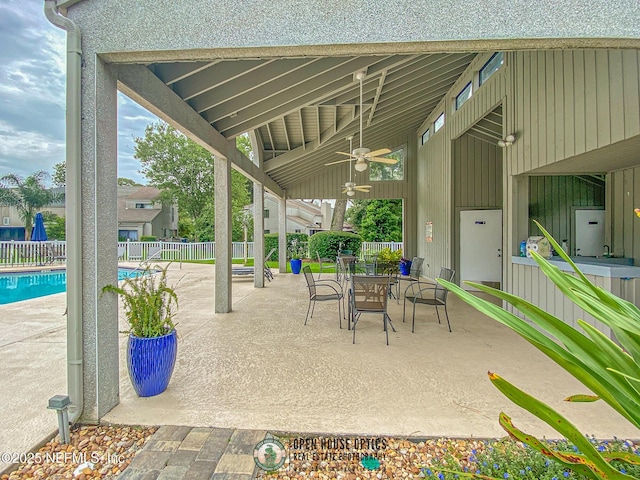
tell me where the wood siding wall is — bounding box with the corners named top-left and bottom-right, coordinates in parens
top-left (453, 135), bottom-right (502, 209)
top-left (609, 167), bottom-right (640, 262)
top-left (510, 263), bottom-right (622, 339)
top-left (416, 53), bottom-right (508, 279)
top-left (528, 176), bottom-right (605, 246)
top-left (511, 50), bottom-right (640, 175)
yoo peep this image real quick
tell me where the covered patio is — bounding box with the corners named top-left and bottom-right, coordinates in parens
top-left (101, 263), bottom-right (638, 440)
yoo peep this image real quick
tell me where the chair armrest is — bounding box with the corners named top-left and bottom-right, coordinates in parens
top-left (313, 282), bottom-right (343, 295)
top-left (405, 285), bottom-right (440, 300)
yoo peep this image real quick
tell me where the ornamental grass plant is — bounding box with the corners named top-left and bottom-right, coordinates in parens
top-left (102, 264), bottom-right (178, 338)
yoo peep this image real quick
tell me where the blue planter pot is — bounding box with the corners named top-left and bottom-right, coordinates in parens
top-left (399, 261), bottom-right (412, 276)
top-left (127, 330), bottom-right (177, 397)
top-left (290, 259), bottom-right (302, 274)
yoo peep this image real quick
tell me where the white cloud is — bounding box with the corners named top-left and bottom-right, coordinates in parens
top-left (0, 1), bottom-right (159, 184)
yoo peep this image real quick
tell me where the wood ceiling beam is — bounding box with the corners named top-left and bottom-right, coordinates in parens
top-left (116, 64), bottom-right (283, 197)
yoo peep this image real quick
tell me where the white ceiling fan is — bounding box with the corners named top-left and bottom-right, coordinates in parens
top-left (341, 135), bottom-right (371, 197)
top-left (325, 71), bottom-right (396, 172)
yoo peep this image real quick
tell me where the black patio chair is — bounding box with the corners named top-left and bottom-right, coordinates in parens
top-left (303, 265), bottom-right (345, 329)
top-left (403, 267), bottom-right (455, 333)
top-left (264, 247), bottom-right (276, 281)
top-left (350, 274), bottom-right (395, 345)
top-left (399, 257), bottom-right (425, 300)
top-left (316, 251), bottom-right (337, 280)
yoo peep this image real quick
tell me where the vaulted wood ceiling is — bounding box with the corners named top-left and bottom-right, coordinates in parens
top-left (148, 52), bottom-right (477, 191)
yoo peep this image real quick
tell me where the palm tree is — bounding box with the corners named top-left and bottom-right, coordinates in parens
top-left (0, 171), bottom-right (63, 239)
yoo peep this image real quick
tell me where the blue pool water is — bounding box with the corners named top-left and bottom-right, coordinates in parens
top-left (0, 268), bottom-right (143, 305)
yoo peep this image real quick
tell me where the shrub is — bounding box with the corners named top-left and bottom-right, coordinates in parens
top-left (140, 236), bottom-right (157, 242)
top-left (309, 231), bottom-right (362, 260)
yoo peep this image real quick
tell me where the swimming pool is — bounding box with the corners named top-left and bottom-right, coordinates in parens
top-left (0, 268), bottom-right (143, 305)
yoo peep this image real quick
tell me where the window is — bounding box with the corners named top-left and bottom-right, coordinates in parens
top-left (264, 229), bottom-right (270, 234)
top-left (294, 229), bottom-right (301, 233)
top-left (135, 203), bottom-right (152, 209)
top-left (421, 128), bottom-right (430, 145)
top-left (455, 82), bottom-right (472, 110)
top-left (369, 148), bottom-right (404, 181)
top-left (118, 230), bottom-right (138, 241)
top-left (479, 52), bottom-right (504, 85)
top-left (264, 209), bottom-right (270, 218)
top-left (434, 113), bottom-right (445, 132)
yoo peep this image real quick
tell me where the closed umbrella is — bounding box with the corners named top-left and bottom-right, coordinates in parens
top-left (31, 212), bottom-right (48, 242)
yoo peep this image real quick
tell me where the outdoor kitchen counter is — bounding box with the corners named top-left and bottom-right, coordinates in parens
top-left (511, 256), bottom-right (640, 279)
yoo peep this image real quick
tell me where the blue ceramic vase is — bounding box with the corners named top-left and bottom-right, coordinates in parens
top-left (290, 258), bottom-right (302, 274)
top-left (127, 329), bottom-right (177, 397)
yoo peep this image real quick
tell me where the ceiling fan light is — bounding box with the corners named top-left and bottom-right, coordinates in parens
top-left (346, 190), bottom-right (355, 196)
top-left (354, 161), bottom-right (368, 172)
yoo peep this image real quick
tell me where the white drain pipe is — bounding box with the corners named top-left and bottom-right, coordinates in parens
top-left (44, 0), bottom-right (83, 425)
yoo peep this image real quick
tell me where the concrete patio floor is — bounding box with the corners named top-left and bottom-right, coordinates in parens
top-left (1, 262), bottom-right (638, 472)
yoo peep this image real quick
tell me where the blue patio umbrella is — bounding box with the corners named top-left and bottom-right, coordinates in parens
top-left (31, 212), bottom-right (48, 241)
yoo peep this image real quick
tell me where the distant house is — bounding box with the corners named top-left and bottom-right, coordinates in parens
top-left (1, 185), bottom-right (178, 241)
top-left (117, 186), bottom-right (178, 241)
top-left (246, 193), bottom-right (352, 236)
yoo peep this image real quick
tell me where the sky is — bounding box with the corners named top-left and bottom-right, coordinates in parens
top-left (0, 0), bottom-right (156, 185)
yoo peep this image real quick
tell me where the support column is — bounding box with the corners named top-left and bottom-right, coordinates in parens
top-left (81, 58), bottom-right (119, 422)
top-left (253, 183), bottom-right (265, 288)
top-left (215, 155), bottom-right (232, 312)
top-left (278, 195), bottom-right (287, 272)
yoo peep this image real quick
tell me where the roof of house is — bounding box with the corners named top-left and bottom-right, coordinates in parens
top-left (117, 186), bottom-right (163, 224)
top-left (125, 186), bottom-right (162, 200)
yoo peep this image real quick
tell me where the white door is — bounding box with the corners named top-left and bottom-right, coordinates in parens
top-left (459, 209), bottom-right (502, 290)
top-left (574, 209), bottom-right (605, 257)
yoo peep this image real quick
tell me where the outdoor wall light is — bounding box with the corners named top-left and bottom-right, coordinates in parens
top-left (498, 134), bottom-right (516, 148)
top-left (354, 161), bottom-right (368, 172)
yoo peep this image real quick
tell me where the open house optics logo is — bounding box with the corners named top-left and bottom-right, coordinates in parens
top-left (254, 436), bottom-right (387, 473)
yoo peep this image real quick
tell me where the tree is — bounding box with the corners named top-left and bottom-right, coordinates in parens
top-left (358, 199), bottom-right (402, 241)
top-left (134, 122), bottom-right (250, 241)
top-left (344, 199), bottom-right (370, 233)
top-left (42, 211), bottom-right (66, 240)
top-left (52, 161), bottom-right (66, 187)
top-left (331, 199), bottom-right (348, 231)
top-left (118, 177), bottom-right (142, 186)
top-left (52, 161), bottom-right (143, 188)
top-left (0, 171), bottom-right (62, 239)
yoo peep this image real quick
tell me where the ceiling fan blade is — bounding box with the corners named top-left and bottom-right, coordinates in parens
top-left (367, 148), bottom-right (392, 157)
top-left (336, 151), bottom-right (357, 157)
top-left (325, 158), bottom-right (352, 166)
top-left (342, 188), bottom-right (348, 193)
top-left (354, 187), bottom-right (371, 192)
top-left (369, 156), bottom-right (398, 164)
top-left (356, 185), bottom-right (372, 188)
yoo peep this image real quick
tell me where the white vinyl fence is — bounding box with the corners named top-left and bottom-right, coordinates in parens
top-left (0, 240), bottom-right (401, 267)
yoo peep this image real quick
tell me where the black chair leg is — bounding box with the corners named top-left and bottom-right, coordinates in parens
top-left (412, 301), bottom-right (417, 333)
top-left (304, 300), bottom-right (312, 325)
top-left (387, 314), bottom-right (396, 333)
top-left (384, 314), bottom-right (389, 345)
top-left (444, 304), bottom-right (452, 332)
top-left (435, 305), bottom-right (442, 324)
top-left (402, 296), bottom-right (407, 323)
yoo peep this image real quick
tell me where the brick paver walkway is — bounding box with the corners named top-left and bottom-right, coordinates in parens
top-left (119, 426), bottom-right (265, 480)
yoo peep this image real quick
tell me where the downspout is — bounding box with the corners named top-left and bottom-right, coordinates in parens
top-left (44, 0), bottom-right (83, 424)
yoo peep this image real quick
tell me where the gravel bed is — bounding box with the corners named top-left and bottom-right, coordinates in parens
top-left (0, 424), bottom-right (157, 479)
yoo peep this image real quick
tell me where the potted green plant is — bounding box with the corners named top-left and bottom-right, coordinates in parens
top-left (288, 239), bottom-right (306, 274)
top-left (102, 264), bottom-right (179, 397)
